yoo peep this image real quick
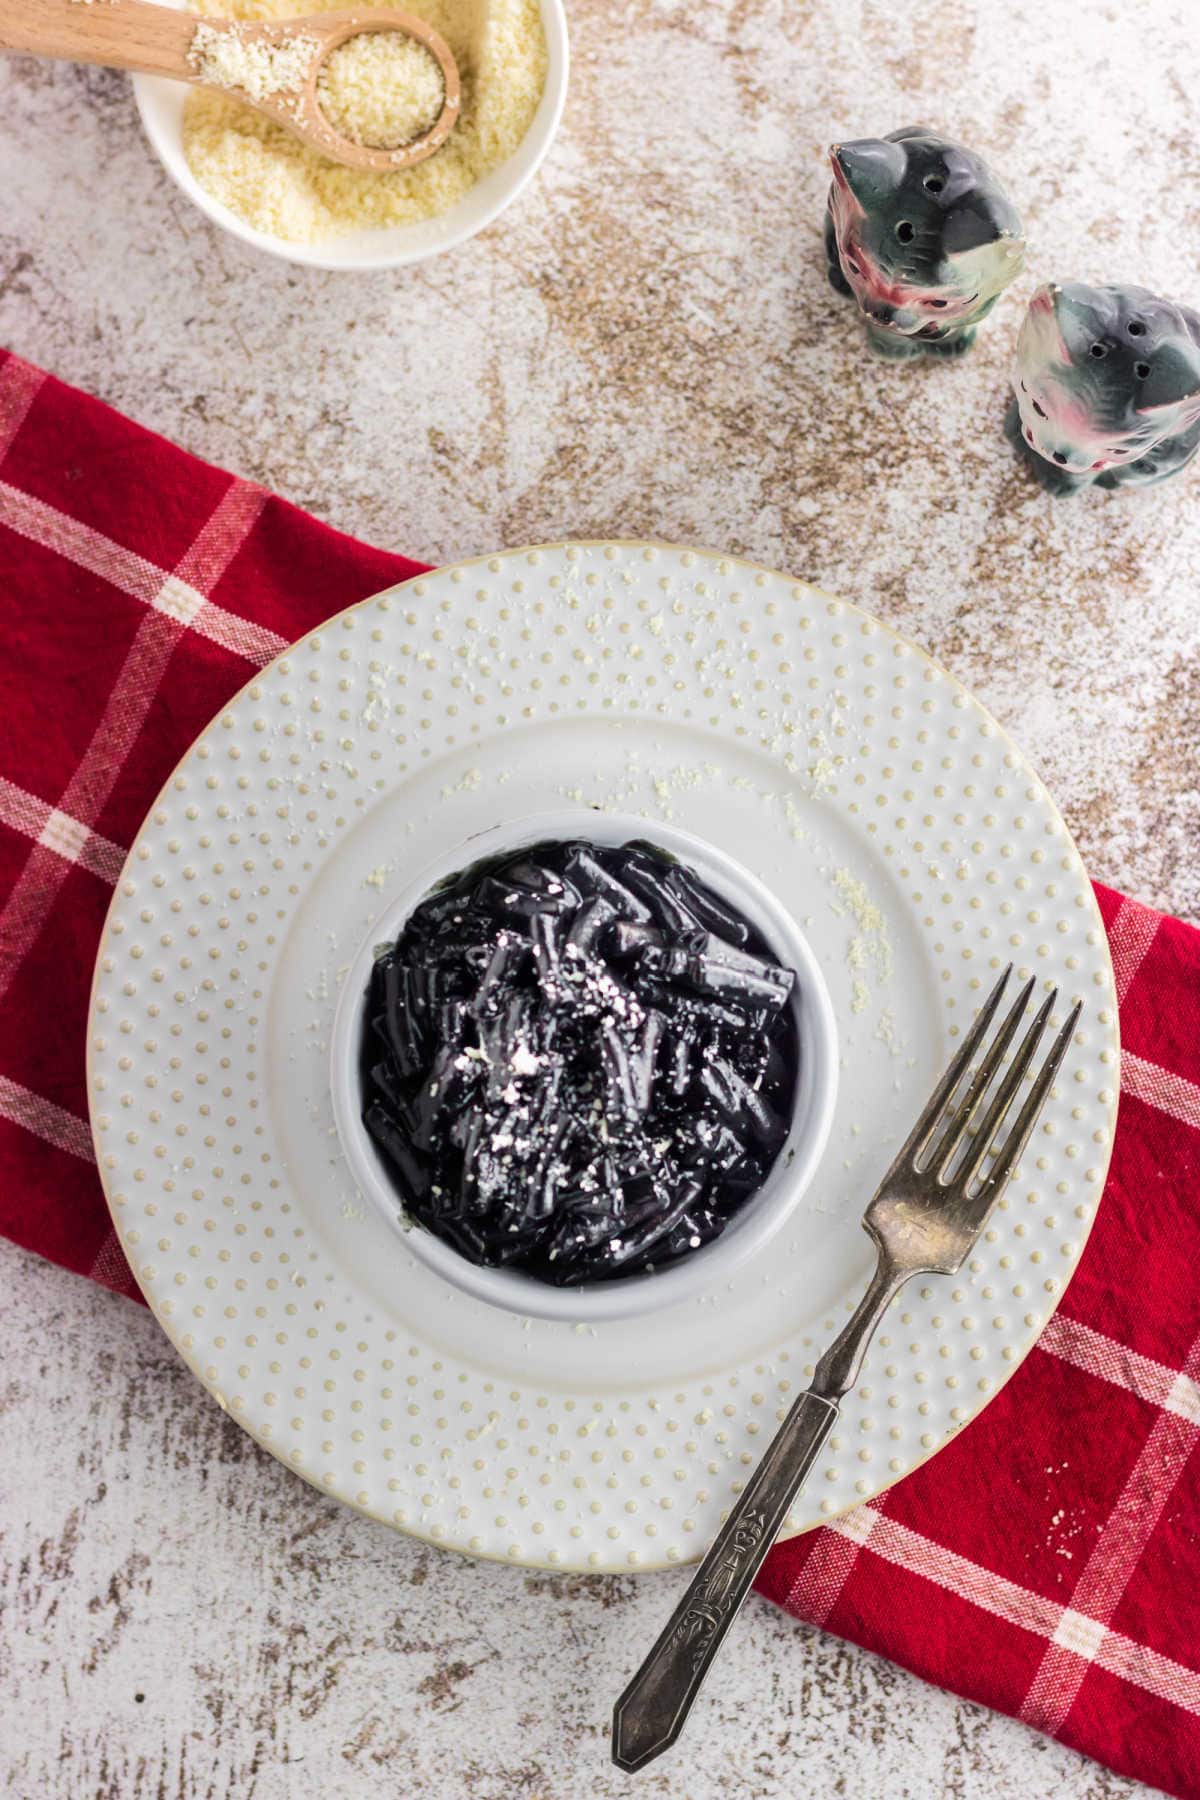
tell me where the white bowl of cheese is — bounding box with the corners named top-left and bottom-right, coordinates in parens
top-left (132, 0), bottom-right (568, 270)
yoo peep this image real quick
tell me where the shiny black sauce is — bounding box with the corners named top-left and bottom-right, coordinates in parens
top-left (361, 838), bottom-right (799, 1285)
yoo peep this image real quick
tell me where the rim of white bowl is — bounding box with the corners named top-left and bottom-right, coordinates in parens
top-left (131, 0), bottom-right (569, 272)
top-left (329, 809), bottom-right (840, 1323)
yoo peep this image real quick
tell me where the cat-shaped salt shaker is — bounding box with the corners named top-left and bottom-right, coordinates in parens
top-left (825, 127), bottom-right (1024, 358)
top-left (1007, 282), bottom-right (1200, 493)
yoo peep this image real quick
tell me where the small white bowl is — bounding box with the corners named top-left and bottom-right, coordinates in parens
top-left (330, 811), bottom-right (839, 1323)
top-left (132, 0), bottom-right (569, 271)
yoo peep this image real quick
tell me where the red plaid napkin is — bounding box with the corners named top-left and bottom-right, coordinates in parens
top-left (2, 349), bottom-right (1198, 1800)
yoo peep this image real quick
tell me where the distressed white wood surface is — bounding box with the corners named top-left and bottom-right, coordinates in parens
top-left (1, 0), bottom-right (1196, 1789)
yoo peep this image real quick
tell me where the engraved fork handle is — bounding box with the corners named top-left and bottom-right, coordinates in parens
top-left (611, 1252), bottom-right (904, 1773)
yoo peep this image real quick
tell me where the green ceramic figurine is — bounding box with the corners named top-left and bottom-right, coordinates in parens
top-left (1007, 282), bottom-right (1200, 493)
top-left (825, 127), bottom-right (1024, 358)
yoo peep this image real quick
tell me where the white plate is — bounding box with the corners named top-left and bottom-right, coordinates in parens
top-left (87, 542), bottom-right (1119, 1572)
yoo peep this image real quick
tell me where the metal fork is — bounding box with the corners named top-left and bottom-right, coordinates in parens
top-left (612, 966), bottom-right (1082, 1773)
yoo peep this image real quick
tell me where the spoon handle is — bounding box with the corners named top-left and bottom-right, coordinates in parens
top-left (0, 0), bottom-right (198, 81)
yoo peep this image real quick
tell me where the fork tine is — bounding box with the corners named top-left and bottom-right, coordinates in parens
top-left (931, 975), bottom-right (1036, 1180)
top-left (974, 999), bottom-right (1083, 1202)
top-left (890, 965), bottom-right (1012, 1173)
top-left (955, 987), bottom-right (1056, 1188)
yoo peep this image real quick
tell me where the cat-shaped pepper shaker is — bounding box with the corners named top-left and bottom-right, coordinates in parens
top-left (1007, 282), bottom-right (1200, 492)
top-left (825, 127), bottom-right (1024, 358)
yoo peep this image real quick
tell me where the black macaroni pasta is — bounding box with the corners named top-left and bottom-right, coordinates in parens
top-left (362, 838), bottom-right (799, 1285)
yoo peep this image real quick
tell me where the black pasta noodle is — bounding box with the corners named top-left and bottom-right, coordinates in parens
top-left (361, 838), bottom-right (799, 1285)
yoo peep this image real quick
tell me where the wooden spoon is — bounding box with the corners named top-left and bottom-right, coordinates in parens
top-left (0, 0), bottom-right (460, 171)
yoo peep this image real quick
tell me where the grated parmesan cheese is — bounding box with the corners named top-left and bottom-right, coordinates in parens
top-left (188, 21), bottom-right (319, 101)
top-left (182, 0), bottom-right (547, 244)
top-left (316, 30), bottom-right (445, 149)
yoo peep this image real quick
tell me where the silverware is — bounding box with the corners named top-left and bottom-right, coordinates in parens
top-left (611, 965), bottom-right (1081, 1772)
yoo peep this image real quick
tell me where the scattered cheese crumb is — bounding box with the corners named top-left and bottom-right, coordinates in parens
top-left (441, 765), bottom-right (482, 797)
top-left (832, 865), bottom-right (894, 1014)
